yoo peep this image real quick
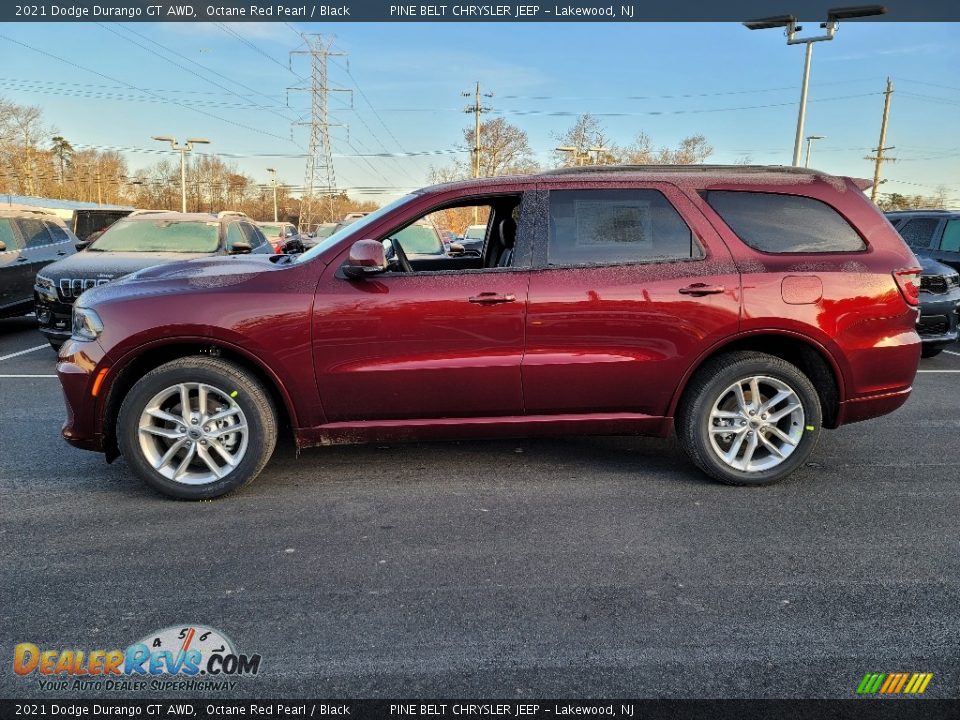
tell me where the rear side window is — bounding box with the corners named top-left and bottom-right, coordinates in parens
top-left (705, 191), bottom-right (866, 254)
top-left (897, 218), bottom-right (941, 250)
top-left (940, 220), bottom-right (960, 253)
top-left (547, 189), bottom-right (702, 266)
top-left (240, 223), bottom-right (266, 249)
top-left (16, 219), bottom-right (53, 249)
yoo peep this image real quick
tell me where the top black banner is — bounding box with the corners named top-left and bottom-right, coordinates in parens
top-left (6, 0), bottom-right (960, 23)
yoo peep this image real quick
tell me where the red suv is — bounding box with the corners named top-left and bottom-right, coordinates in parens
top-left (56, 166), bottom-right (922, 499)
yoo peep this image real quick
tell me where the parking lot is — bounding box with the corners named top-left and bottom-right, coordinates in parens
top-left (1, 314), bottom-right (958, 699)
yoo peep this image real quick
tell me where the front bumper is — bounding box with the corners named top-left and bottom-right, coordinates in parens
top-left (917, 292), bottom-right (960, 348)
top-left (57, 339), bottom-right (107, 453)
top-left (34, 286), bottom-right (74, 343)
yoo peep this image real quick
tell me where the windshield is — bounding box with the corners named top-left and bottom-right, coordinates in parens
top-left (296, 194), bottom-right (417, 263)
top-left (259, 224), bottom-right (283, 237)
top-left (89, 218), bottom-right (220, 253)
top-left (390, 224), bottom-right (443, 255)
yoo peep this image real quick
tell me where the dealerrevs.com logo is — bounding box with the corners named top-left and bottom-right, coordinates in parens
top-left (13, 625), bottom-right (262, 692)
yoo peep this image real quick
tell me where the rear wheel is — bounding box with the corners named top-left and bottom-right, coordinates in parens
top-left (677, 352), bottom-right (822, 486)
top-left (117, 357), bottom-right (277, 500)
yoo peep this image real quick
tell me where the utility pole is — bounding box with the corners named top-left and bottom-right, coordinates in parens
top-left (462, 82), bottom-right (493, 178)
top-left (267, 168), bottom-right (278, 222)
top-left (865, 78), bottom-right (895, 203)
top-left (804, 135), bottom-right (824, 168)
top-left (96, 161), bottom-right (102, 207)
top-left (289, 34), bottom-right (349, 233)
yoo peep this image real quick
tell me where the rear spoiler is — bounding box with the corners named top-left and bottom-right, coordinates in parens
top-left (851, 177), bottom-right (873, 192)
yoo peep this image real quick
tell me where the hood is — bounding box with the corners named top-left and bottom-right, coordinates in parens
top-left (37, 250), bottom-right (210, 283)
top-left (917, 254), bottom-right (956, 277)
top-left (120, 253), bottom-right (278, 283)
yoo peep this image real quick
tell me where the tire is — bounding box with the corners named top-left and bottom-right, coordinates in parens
top-left (920, 346), bottom-right (943, 359)
top-left (48, 341), bottom-right (63, 352)
top-left (117, 356), bottom-right (277, 500)
top-left (676, 351), bottom-right (822, 487)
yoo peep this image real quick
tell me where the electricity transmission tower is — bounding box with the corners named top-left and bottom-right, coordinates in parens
top-left (289, 34), bottom-right (349, 232)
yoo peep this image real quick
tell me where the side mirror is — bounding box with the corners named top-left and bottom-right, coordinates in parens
top-left (343, 239), bottom-right (387, 279)
top-left (75, 240), bottom-right (90, 251)
top-left (448, 242), bottom-right (465, 257)
top-left (229, 241), bottom-right (252, 255)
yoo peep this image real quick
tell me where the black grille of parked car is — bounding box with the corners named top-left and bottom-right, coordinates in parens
top-left (58, 278), bottom-right (111, 300)
top-left (920, 275), bottom-right (949, 294)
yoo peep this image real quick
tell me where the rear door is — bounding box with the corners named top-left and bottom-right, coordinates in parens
top-left (523, 182), bottom-right (741, 418)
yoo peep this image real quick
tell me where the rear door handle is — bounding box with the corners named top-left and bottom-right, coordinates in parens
top-left (57, 251), bottom-right (67, 256)
top-left (678, 283), bottom-right (725, 296)
top-left (468, 292), bottom-right (516, 305)
top-left (16, 256), bottom-right (28, 262)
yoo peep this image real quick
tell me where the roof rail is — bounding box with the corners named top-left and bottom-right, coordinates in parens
top-left (217, 210), bottom-right (248, 219)
top-left (539, 164), bottom-right (826, 176)
top-left (128, 209), bottom-right (172, 216)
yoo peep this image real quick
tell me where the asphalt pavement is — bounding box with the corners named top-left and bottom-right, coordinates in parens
top-left (1, 315), bottom-right (958, 700)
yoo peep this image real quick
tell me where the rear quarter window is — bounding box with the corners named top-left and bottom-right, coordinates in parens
top-left (705, 191), bottom-right (866, 254)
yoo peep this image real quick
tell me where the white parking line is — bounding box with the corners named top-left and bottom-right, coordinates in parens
top-left (0, 374), bottom-right (57, 378)
top-left (917, 370), bottom-right (960, 373)
top-left (943, 350), bottom-right (960, 357)
top-left (0, 344), bottom-right (48, 362)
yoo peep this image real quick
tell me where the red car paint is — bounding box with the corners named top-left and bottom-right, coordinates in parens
top-left (57, 168), bottom-right (921, 460)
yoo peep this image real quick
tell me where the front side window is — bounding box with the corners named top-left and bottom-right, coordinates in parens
top-left (897, 217), bottom-right (941, 251)
top-left (0, 219), bottom-right (21, 251)
top-left (547, 189), bottom-right (700, 267)
top-left (89, 219), bottom-right (220, 253)
top-left (939, 219), bottom-right (960, 253)
top-left (705, 191), bottom-right (866, 253)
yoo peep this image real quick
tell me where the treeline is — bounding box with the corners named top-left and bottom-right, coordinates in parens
top-left (0, 97), bottom-right (375, 223)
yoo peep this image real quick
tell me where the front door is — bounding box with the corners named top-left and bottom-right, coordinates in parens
top-left (312, 194), bottom-right (533, 422)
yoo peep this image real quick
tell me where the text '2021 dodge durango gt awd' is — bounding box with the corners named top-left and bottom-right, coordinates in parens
top-left (56, 166), bottom-right (923, 499)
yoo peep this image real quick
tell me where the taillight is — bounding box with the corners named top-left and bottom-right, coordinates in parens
top-left (893, 268), bottom-right (922, 306)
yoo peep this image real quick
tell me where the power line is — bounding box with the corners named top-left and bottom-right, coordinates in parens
top-left (0, 33), bottom-right (294, 143)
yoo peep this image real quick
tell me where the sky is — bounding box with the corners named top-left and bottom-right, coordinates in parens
top-left (1, 20), bottom-right (957, 204)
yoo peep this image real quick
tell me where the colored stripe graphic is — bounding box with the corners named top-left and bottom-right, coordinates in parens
top-left (857, 672), bottom-right (932, 694)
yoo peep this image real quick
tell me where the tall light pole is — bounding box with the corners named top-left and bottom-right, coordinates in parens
top-left (267, 168), bottom-right (278, 222)
top-left (744, 6), bottom-right (886, 166)
top-left (804, 135), bottom-right (825, 168)
top-left (151, 135), bottom-right (210, 212)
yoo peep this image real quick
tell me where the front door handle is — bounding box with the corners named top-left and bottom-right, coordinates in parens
top-left (678, 283), bottom-right (725, 296)
top-left (468, 292), bottom-right (516, 305)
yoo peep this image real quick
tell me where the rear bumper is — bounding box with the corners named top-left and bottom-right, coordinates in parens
top-left (836, 386), bottom-right (913, 426)
top-left (57, 339), bottom-right (106, 453)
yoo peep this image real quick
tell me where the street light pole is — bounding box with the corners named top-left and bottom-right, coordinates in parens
top-left (744, 5), bottom-right (886, 167)
top-left (267, 168), bottom-right (278, 222)
top-left (792, 41), bottom-right (814, 167)
top-left (151, 135), bottom-right (211, 212)
top-left (804, 135), bottom-right (825, 168)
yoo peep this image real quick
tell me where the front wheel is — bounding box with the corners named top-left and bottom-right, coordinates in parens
top-left (117, 356), bottom-right (277, 500)
top-left (676, 352), bottom-right (822, 486)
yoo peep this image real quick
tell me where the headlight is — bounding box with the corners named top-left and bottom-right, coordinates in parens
top-left (71, 306), bottom-right (104, 342)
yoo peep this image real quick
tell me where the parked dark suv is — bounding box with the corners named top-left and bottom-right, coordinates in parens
top-left (886, 209), bottom-right (960, 272)
top-left (0, 207), bottom-right (77, 320)
top-left (56, 166), bottom-right (922, 500)
top-left (35, 211), bottom-right (272, 348)
top-left (885, 209), bottom-right (960, 357)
